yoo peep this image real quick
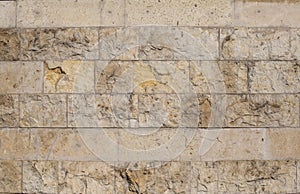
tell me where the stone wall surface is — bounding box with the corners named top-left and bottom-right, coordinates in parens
top-left (0, 0), bottom-right (300, 193)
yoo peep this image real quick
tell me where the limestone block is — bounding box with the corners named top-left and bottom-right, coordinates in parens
top-left (234, 0), bottom-right (300, 27)
top-left (217, 161), bottom-right (239, 192)
top-left (0, 161), bottom-right (22, 193)
top-left (58, 161), bottom-right (115, 194)
top-left (291, 28), bottom-right (300, 60)
top-left (23, 161), bottom-right (58, 193)
top-left (221, 28), bottom-right (291, 60)
top-left (100, 0), bottom-right (125, 26)
top-left (0, 1), bottom-right (16, 28)
top-left (265, 128), bottom-right (300, 159)
top-left (0, 95), bottom-right (19, 127)
top-left (0, 61), bottom-right (43, 93)
top-left (44, 60), bottom-right (94, 93)
top-left (20, 95), bottom-right (67, 127)
top-left (20, 28), bottom-right (99, 60)
top-left (190, 61), bottom-right (248, 93)
top-left (0, 29), bottom-right (20, 61)
top-left (17, 0), bottom-right (101, 27)
top-left (249, 61), bottom-right (300, 93)
top-left (224, 94), bottom-right (299, 127)
top-left (126, 0), bottom-right (233, 26)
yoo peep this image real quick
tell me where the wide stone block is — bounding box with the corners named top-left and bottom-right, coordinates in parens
top-left (125, 0), bottom-right (234, 26)
top-left (23, 161), bottom-right (58, 193)
top-left (0, 95), bottom-right (19, 127)
top-left (0, 161), bottom-right (22, 193)
top-left (58, 161), bottom-right (115, 194)
top-left (249, 61), bottom-right (300, 93)
top-left (20, 95), bottom-right (67, 127)
top-left (0, 29), bottom-right (20, 61)
top-left (0, 61), bottom-right (43, 93)
top-left (0, 1), bottom-right (16, 28)
top-left (221, 28), bottom-right (291, 60)
top-left (44, 60), bottom-right (94, 93)
top-left (20, 28), bottom-right (99, 60)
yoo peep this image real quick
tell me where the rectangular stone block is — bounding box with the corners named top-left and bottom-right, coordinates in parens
top-left (291, 29), bottom-right (300, 60)
top-left (126, 0), bottom-right (234, 26)
top-left (44, 61), bottom-right (94, 93)
top-left (20, 28), bottom-right (99, 60)
top-left (23, 161), bottom-right (58, 193)
top-left (224, 94), bottom-right (299, 127)
top-left (217, 161), bottom-right (239, 192)
top-left (0, 1), bottom-right (16, 28)
top-left (190, 61), bottom-right (248, 93)
top-left (58, 161), bottom-right (115, 194)
top-left (0, 29), bottom-right (20, 61)
top-left (0, 161), bottom-right (22, 193)
top-left (221, 28), bottom-right (291, 60)
top-left (249, 61), bottom-right (300, 93)
top-left (17, 0), bottom-right (101, 27)
top-left (191, 162), bottom-right (218, 193)
top-left (265, 128), bottom-right (300, 159)
top-left (20, 95), bottom-right (67, 127)
top-left (139, 27), bottom-right (219, 60)
top-left (234, 0), bottom-right (300, 27)
top-left (0, 95), bottom-right (19, 127)
top-left (100, 0), bottom-right (125, 26)
top-left (0, 61), bottom-right (43, 93)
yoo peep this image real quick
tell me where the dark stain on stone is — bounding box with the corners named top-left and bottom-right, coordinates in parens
top-left (0, 95), bottom-right (14, 108)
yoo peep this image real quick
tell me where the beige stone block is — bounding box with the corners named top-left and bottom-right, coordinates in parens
top-left (44, 60), bottom-right (94, 93)
top-left (237, 160), bottom-right (297, 193)
top-left (23, 161), bottom-right (58, 193)
top-left (291, 29), bottom-right (300, 60)
top-left (234, 0), bottom-right (300, 27)
top-left (0, 1), bottom-right (16, 28)
top-left (0, 95), bottom-right (19, 127)
top-left (224, 94), bottom-right (299, 127)
top-left (99, 27), bottom-right (139, 60)
top-left (126, 0), bottom-right (233, 26)
top-left (0, 61), bottom-right (43, 93)
top-left (58, 161), bottom-right (115, 194)
top-left (20, 28), bottom-right (99, 60)
top-left (155, 162), bottom-right (191, 193)
top-left (17, 0), bottom-right (101, 27)
top-left (100, 0), bottom-right (125, 26)
top-left (221, 28), bottom-right (291, 60)
top-left (249, 61), bottom-right (300, 93)
top-left (0, 161), bottom-right (22, 193)
top-left (115, 162), bottom-right (156, 194)
top-left (191, 162), bottom-right (218, 193)
top-left (0, 128), bottom-right (18, 159)
top-left (217, 161), bottom-right (239, 192)
top-left (0, 29), bottom-right (20, 61)
top-left (265, 128), bottom-right (300, 159)
top-left (139, 27), bottom-right (219, 60)
top-left (20, 95), bottom-right (67, 127)
top-left (201, 128), bottom-right (265, 161)
top-left (190, 61), bottom-right (248, 93)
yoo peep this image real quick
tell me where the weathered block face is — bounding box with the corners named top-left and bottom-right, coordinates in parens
top-left (0, 0), bottom-right (299, 193)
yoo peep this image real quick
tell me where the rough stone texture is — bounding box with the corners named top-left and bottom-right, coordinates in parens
top-left (20, 28), bottom-right (99, 60)
top-left (265, 128), bottom-right (300, 159)
top-left (23, 161), bottom-right (58, 193)
top-left (190, 61), bottom-right (248, 93)
top-left (0, 29), bottom-right (20, 61)
top-left (234, 0), bottom-right (300, 27)
top-left (0, 61), bottom-right (43, 93)
top-left (58, 161), bottom-right (115, 194)
top-left (224, 94), bottom-right (299, 127)
top-left (126, 0), bottom-right (234, 26)
top-left (291, 28), bottom-right (300, 60)
top-left (44, 60), bottom-right (94, 93)
top-left (17, 0), bottom-right (101, 27)
top-left (221, 28), bottom-right (291, 60)
top-left (0, 161), bottom-right (22, 193)
top-left (249, 61), bottom-right (300, 93)
top-left (0, 1), bottom-right (16, 28)
top-left (0, 95), bottom-right (19, 127)
top-left (20, 95), bottom-right (67, 127)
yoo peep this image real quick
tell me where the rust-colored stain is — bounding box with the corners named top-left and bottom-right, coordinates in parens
top-left (242, 0), bottom-right (300, 3)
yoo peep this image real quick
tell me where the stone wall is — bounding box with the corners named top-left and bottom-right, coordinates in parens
top-left (0, 0), bottom-right (299, 193)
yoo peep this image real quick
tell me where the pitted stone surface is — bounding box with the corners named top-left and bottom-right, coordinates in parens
top-left (0, 161), bottom-right (22, 193)
top-left (0, 95), bottom-right (19, 127)
top-left (0, 29), bottom-right (20, 61)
